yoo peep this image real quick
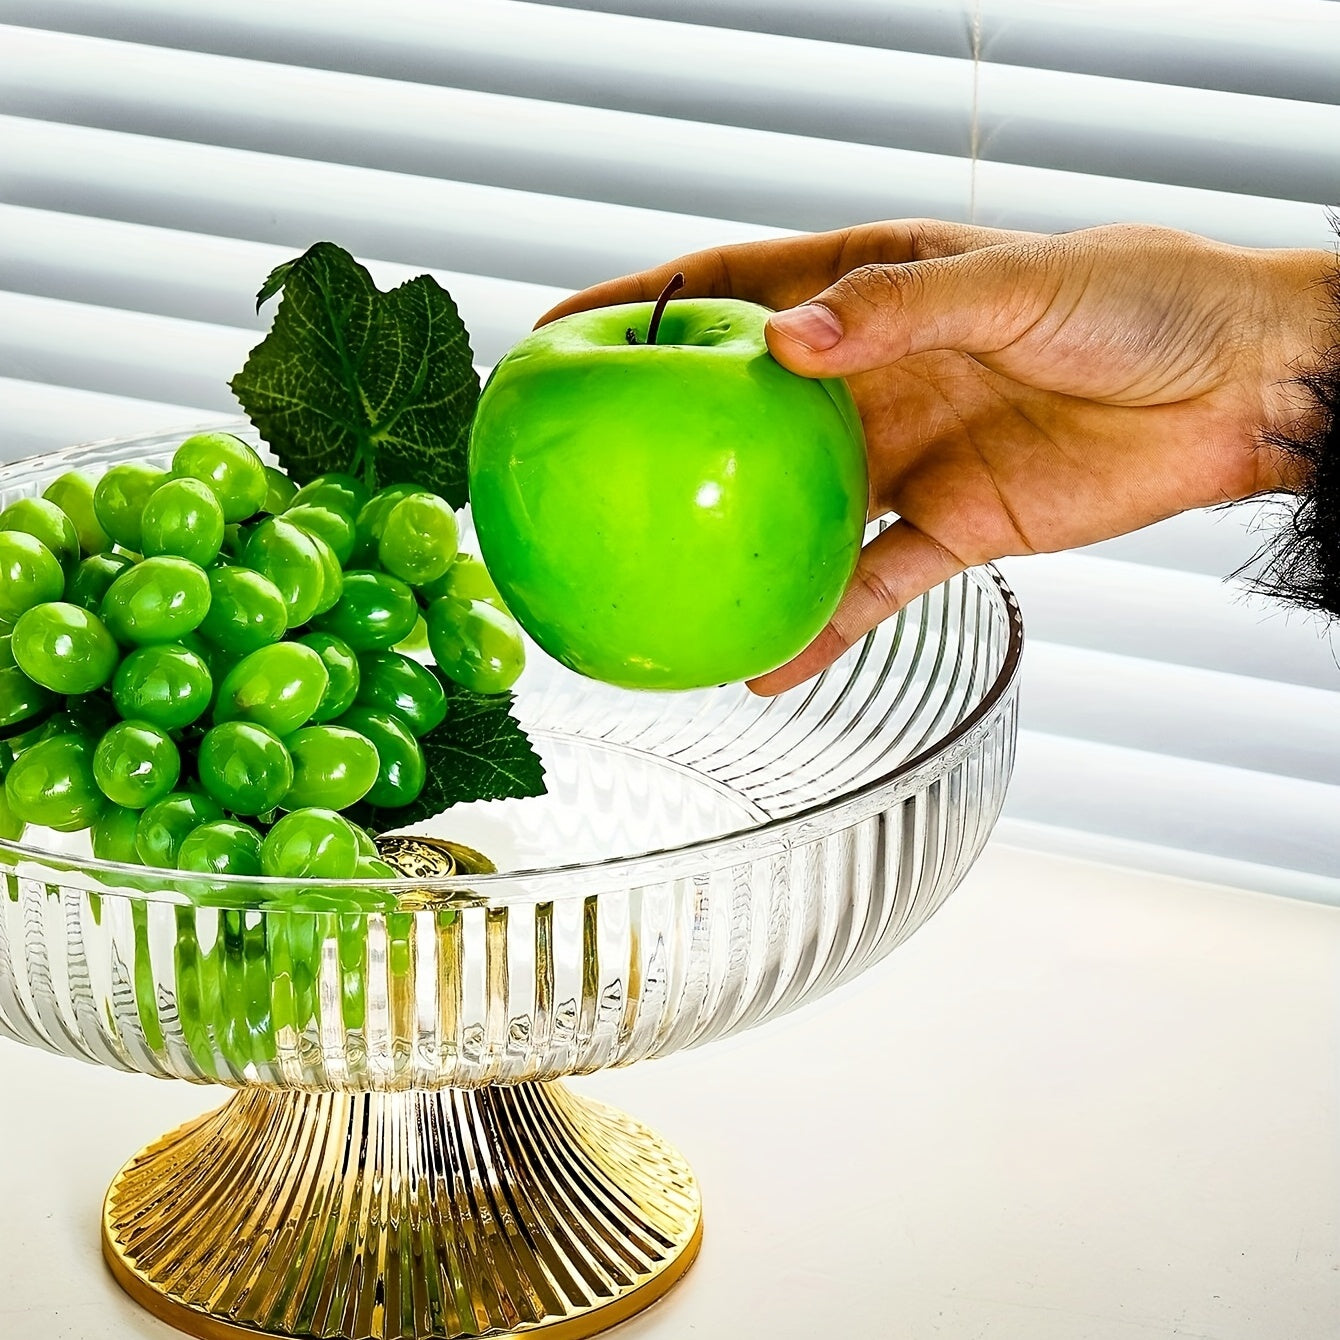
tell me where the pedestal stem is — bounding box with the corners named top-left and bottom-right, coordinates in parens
top-left (103, 1084), bottom-right (702, 1340)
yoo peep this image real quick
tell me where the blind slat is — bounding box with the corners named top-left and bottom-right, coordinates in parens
top-left (0, 205), bottom-right (566, 367)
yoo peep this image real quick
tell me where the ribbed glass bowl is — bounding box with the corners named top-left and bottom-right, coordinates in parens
top-left (0, 426), bottom-right (1022, 1092)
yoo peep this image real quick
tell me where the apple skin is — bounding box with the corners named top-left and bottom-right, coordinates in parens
top-left (467, 297), bottom-right (868, 691)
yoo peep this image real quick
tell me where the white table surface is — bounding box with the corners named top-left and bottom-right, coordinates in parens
top-left (1, 844), bottom-right (1336, 1340)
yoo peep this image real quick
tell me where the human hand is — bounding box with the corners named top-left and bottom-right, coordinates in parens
top-left (537, 221), bottom-right (1334, 693)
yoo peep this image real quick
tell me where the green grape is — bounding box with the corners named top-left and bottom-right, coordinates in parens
top-left (288, 472), bottom-right (369, 520)
top-left (197, 565), bottom-right (287, 654)
top-left (354, 650), bottom-right (447, 735)
top-left (240, 517), bottom-right (326, 628)
top-left (392, 615), bottom-right (429, 654)
top-left (377, 492), bottom-right (458, 586)
top-left (93, 462), bottom-right (166, 551)
top-left (213, 641), bottom-right (329, 736)
top-left (5, 735), bottom-right (104, 832)
top-left (112, 644), bottom-right (212, 730)
top-left (43, 471), bottom-right (111, 555)
top-left (141, 477), bottom-right (226, 566)
top-left (0, 530), bottom-right (65, 623)
top-left (284, 504), bottom-right (356, 566)
top-left (91, 804), bottom-right (143, 864)
top-left (313, 571), bottom-right (418, 652)
top-left (197, 721), bottom-right (293, 815)
top-left (11, 601), bottom-right (119, 694)
top-left (352, 483), bottom-right (421, 564)
top-left (308, 531), bottom-right (344, 616)
top-left (0, 664), bottom-right (56, 731)
top-left (135, 791), bottom-right (225, 867)
top-left (93, 721), bottom-right (180, 809)
top-left (281, 725), bottom-right (380, 810)
top-left (101, 556), bottom-right (211, 645)
top-left (350, 823), bottom-right (378, 858)
top-left (355, 855), bottom-right (398, 880)
top-left (260, 807), bottom-right (360, 880)
top-left (66, 551), bottom-right (135, 612)
top-left (0, 497), bottom-right (80, 573)
top-left (171, 432), bottom-right (268, 523)
top-left (262, 466), bottom-right (298, 515)
top-left (296, 632), bottom-right (360, 722)
top-left (176, 819), bottom-right (263, 876)
top-left (0, 783), bottom-right (23, 841)
top-left (334, 706), bottom-right (425, 809)
top-left (419, 553), bottom-right (506, 611)
top-left (426, 597), bottom-right (525, 695)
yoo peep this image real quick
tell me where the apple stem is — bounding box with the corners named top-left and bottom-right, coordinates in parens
top-left (646, 272), bottom-right (685, 345)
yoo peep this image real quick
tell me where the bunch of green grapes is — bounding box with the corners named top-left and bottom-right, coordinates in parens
top-left (0, 431), bottom-right (525, 885)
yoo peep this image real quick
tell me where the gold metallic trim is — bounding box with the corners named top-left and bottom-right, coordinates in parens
top-left (102, 1084), bottom-right (702, 1340)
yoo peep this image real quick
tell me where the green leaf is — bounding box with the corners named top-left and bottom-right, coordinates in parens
top-left (230, 242), bottom-right (478, 507)
top-left (353, 673), bottom-right (546, 835)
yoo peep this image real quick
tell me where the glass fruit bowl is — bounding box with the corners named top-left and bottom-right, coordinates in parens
top-left (0, 427), bottom-right (1022, 1340)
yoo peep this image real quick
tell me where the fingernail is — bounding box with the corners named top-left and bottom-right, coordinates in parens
top-left (768, 304), bottom-right (842, 350)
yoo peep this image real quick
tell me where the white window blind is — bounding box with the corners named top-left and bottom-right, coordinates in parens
top-left (1, 0), bottom-right (1338, 900)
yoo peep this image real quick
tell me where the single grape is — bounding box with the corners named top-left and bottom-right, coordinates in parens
top-left (313, 571), bottom-right (418, 652)
top-left (296, 632), bottom-right (360, 722)
top-left (419, 553), bottom-right (506, 611)
top-left (43, 471), bottom-right (111, 555)
top-left (0, 530), bottom-right (65, 623)
top-left (5, 735), bottom-right (104, 832)
top-left (426, 597), bottom-right (525, 695)
top-left (197, 565), bottom-right (287, 654)
top-left (11, 602), bottom-right (119, 694)
top-left (262, 466), bottom-right (298, 515)
top-left (135, 791), bottom-right (225, 867)
top-left (284, 503), bottom-right (356, 565)
top-left (176, 819), bottom-right (263, 877)
top-left (350, 823), bottom-right (378, 858)
top-left (66, 552), bottom-right (136, 613)
top-left (93, 462), bottom-right (167, 551)
top-left (112, 644), bottom-right (213, 730)
top-left (141, 477), bottom-right (226, 566)
top-left (354, 650), bottom-right (447, 735)
top-left (307, 531), bottom-right (344, 616)
top-left (260, 807), bottom-right (360, 880)
top-left (93, 721), bottom-right (181, 809)
top-left (352, 483), bottom-right (421, 564)
top-left (171, 432), bottom-right (268, 523)
top-left (197, 721), bottom-right (293, 815)
top-left (289, 472), bottom-right (370, 520)
top-left (101, 556), bottom-right (211, 645)
top-left (241, 517), bottom-right (326, 628)
top-left (91, 804), bottom-right (144, 864)
top-left (213, 641), bottom-right (329, 736)
top-left (377, 492), bottom-right (459, 586)
top-left (355, 855), bottom-right (398, 880)
top-left (281, 725), bottom-right (380, 810)
top-left (0, 497), bottom-right (80, 573)
top-left (0, 664), bottom-right (56, 731)
top-left (334, 706), bottom-right (425, 809)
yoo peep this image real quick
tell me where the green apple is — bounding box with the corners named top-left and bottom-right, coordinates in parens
top-left (468, 288), bottom-right (868, 690)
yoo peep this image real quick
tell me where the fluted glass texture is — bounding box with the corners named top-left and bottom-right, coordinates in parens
top-left (0, 429), bottom-right (1021, 1090)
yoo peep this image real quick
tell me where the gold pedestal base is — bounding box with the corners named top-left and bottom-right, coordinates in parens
top-left (102, 1084), bottom-right (702, 1340)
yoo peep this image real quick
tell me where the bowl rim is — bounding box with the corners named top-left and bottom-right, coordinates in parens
top-left (0, 421), bottom-right (1024, 904)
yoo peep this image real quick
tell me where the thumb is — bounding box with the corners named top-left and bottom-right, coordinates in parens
top-left (764, 246), bottom-right (1060, 378)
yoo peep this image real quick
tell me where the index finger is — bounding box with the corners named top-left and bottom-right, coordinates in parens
top-left (533, 219), bottom-right (1041, 328)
